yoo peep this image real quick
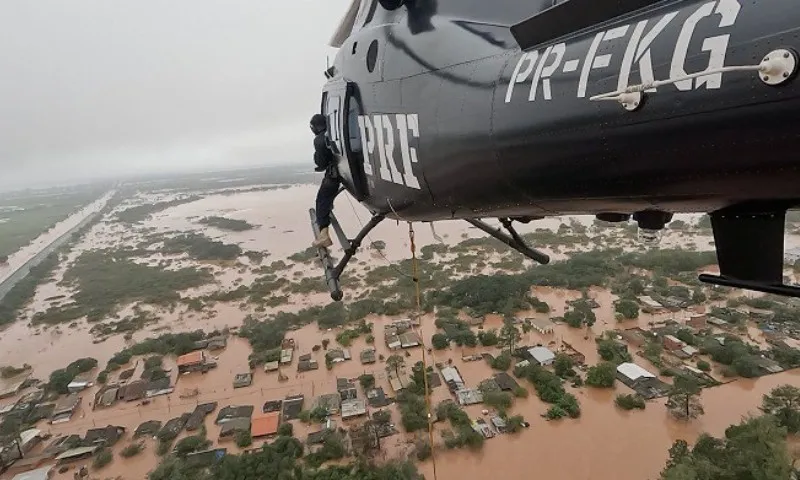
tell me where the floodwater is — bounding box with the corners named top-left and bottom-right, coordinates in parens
top-left (1, 184), bottom-right (798, 480)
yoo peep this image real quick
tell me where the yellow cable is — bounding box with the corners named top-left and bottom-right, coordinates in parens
top-left (408, 222), bottom-right (438, 480)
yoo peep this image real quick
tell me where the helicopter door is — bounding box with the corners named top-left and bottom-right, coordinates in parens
top-left (321, 81), bottom-right (369, 201)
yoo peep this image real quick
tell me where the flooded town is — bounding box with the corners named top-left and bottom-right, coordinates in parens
top-left (1, 171), bottom-right (799, 480)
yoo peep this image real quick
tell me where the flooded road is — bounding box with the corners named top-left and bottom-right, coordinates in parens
top-left (0, 184), bottom-right (796, 480)
top-left (0, 191), bottom-right (114, 286)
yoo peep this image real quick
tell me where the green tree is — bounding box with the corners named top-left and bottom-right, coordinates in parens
top-left (234, 430), bottom-right (252, 448)
top-left (615, 299), bottom-right (640, 320)
top-left (760, 384), bottom-right (800, 433)
top-left (386, 354), bottom-right (405, 380)
top-left (358, 373), bottom-right (375, 390)
top-left (675, 329), bottom-right (696, 346)
top-left (277, 422), bottom-right (293, 437)
top-left (615, 394), bottom-right (646, 410)
top-left (553, 354), bottom-right (575, 378)
top-left (586, 362), bottom-right (616, 388)
top-left (477, 329), bottom-right (499, 347)
top-left (696, 360), bottom-right (711, 372)
top-left (666, 375), bottom-right (704, 420)
top-left (660, 415), bottom-right (791, 480)
top-left (431, 333), bottom-right (449, 350)
top-left (498, 319), bottom-right (521, 354)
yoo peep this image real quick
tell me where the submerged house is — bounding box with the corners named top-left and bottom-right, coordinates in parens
top-left (51, 394), bottom-right (81, 424)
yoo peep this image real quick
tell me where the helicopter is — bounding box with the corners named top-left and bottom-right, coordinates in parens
top-left (310, 0), bottom-right (800, 301)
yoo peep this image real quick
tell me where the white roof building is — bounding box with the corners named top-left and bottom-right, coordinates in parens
top-left (616, 363), bottom-right (656, 382)
top-left (11, 466), bottom-right (54, 480)
top-left (528, 346), bottom-right (555, 365)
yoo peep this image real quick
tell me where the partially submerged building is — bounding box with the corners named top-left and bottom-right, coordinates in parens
top-left (145, 377), bottom-right (173, 398)
top-left (66, 376), bottom-right (92, 394)
top-left (493, 372), bottom-right (519, 392)
top-left (83, 425), bottom-right (125, 447)
top-left (134, 420), bottom-right (162, 438)
top-left (337, 378), bottom-right (358, 401)
top-left (313, 394), bottom-right (341, 415)
top-left (55, 446), bottom-right (97, 464)
top-left (118, 380), bottom-right (147, 402)
top-left (297, 358), bottom-right (319, 372)
top-left (282, 395), bottom-right (304, 420)
top-left (365, 387), bottom-right (390, 408)
top-left (263, 400), bottom-right (282, 413)
top-left (219, 418), bottom-right (250, 439)
top-left (233, 373), bottom-right (253, 388)
top-left (280, 348), bottom-right (294, 365)
top-left (9, 465), bottom-right (53, 480)
top-left (251, 412), bottom-right (280, 438)
top-left (186, 402), bottom-right (218, 431)
top-left (456, 388), bottom-right (483, 406)
top-left (264, 361), bottom-right (280, 372)
top-left (616, 363), bottom-right (670, 399)
top-left (529, 318), bottom-right (555, 334)
top-left (177, 351), bottom-right (214, 374)
top-left (51, 394), bottom-right (81, 424)
top-left (341, 399), bottom-right (367, 420)
top-left (528, 346), bottom-right (555, 366)
top-left (360, 348), bottom-right (376, 364)
top-left (216, 405), bottom-right (253, 424)
top-left (387, 365), bottom-right (408, 392)
top-left (440, 366), bottom-right (465, 392)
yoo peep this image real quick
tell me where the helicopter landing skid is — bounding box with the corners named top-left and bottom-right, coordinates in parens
top-left (309, 208), bottom-right (385, 301)
top-left (698, 203), bottom-right (800, 298)
top-left (464, 218), bottom-right (551, 264)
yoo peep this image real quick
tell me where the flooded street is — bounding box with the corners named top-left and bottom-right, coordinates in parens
top-left (0, 191), bottom-right (114, 285)
top-left (1, 184), bottom-right (797, 480)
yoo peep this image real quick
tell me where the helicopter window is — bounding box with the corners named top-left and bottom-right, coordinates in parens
top-left (366, 40), bottom-right (378, 73)
top-left (347, 95), bottom-right (363, 154)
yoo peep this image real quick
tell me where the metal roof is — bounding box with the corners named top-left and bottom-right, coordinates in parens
top-left (528, 346), bottom-right (555, 363)
top-left (616, 362), bottom-right (655, 381)
top-left (10, 466), bottom-right (54, 480)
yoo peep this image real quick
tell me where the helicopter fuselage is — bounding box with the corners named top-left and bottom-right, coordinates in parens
top-left (322, 0), bottom-right (800, 222)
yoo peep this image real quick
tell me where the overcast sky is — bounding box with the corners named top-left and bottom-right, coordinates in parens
top-left (0, 0), bottom-right (350, 189)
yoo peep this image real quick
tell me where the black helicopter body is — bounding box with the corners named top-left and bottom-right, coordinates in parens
top-left (313, 0), bottom-right (800, 301)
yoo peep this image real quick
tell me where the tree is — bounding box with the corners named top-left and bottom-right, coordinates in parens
top-left (321, 339), bottom-right (330, 350)
top-left (431, 333), bottom-right (449, 350)
top-left (666, 375), bottom-right (704, 420)
top-left (615, 299), bottom-right (640, 320)
top-left (498, 319), bottom-right (521, 354)
top-left (615, 394), bottom-right (646, 410)
top-left (696, 360), bottom-right (711, 372)
top-left (359, 374), bottom-right (375, 390)
top-left (761, 384), bottom-right (800, 433)
top-left (553, 354), bottom-right (575, 378)
top-left (386, 354), bottom-right (405, 379)
top-left (585, 362), bottom-right (616, 388)
top-left (277, 422), bottom-right (293, 437)
top-left (660, 415), bottom-right (792, 480)
top-left (732, 355), bottom-right (760, 378)
top-left (477, 329), bottom-right (499, 347)
top-left (234, 430), bottom-right (252, 448)
top-left (675, 329), bottom-right (696, 346)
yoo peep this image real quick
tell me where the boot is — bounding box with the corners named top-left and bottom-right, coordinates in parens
top-left (312, 227), bottom-right (333, 248)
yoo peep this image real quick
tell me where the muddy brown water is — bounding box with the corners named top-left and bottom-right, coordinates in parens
top-left (1, 185), bottom-right (798, 480)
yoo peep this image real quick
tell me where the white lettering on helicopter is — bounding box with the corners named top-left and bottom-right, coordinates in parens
top-left (504, 0), bottom-right (742, 103)
top-left (357, 113), bottom-right (422, 189)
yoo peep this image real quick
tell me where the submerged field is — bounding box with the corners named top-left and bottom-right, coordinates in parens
top-left (0, 176), bottom-right (799, 480)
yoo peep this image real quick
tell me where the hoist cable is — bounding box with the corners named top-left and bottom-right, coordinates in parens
top-left (408, 222), bottom-right (438, 480)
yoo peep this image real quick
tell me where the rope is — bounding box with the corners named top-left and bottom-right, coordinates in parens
top-left (408, 222), bottom-right (438, 480)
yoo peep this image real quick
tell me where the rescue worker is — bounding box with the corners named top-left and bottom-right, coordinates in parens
top-left (310, 113), bottom-right (340, 248)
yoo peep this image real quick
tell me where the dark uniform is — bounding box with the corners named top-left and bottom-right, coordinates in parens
top-left (310, 114), bottom-right (340, 241)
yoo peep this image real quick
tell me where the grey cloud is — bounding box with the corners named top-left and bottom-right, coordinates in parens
top-left (0, 0), bottom-right (349, 188)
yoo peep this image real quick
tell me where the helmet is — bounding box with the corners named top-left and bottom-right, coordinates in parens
top-left (310, 114), bottom-right (327, 132)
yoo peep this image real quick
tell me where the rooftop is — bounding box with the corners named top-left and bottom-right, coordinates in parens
top-left (251, 412), bottom-right (280, 437)
top-left (341, 399), bottom-right (367, 419)
top-left (528, 346), bottom-right (555, 364)
top-left (10, 465), bottom-right (54, 480)
top-left (617, 362), bottom-right (656, 381)
top-left (177, 351), bottom-right (204, 367)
